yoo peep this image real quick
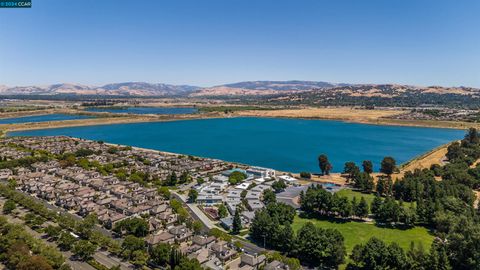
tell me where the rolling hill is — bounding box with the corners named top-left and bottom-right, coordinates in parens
top-left (257, 84), bottom-right (480, 108)
top-left (0, 82), bottom-right (201, 96)
top-left (1, 81), bottom-right (479, 109)
top-left (189, 80), bottom-right (345, 97)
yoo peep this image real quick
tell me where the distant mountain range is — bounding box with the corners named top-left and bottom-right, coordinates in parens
top-left (189, 80), bottom-right (347, 97)
top-left (0, 81), bottom-right (343, 97)
top-left (0, 81), bottom-right (478, 100)
top-left (0, 82), bottom-right (201, 96)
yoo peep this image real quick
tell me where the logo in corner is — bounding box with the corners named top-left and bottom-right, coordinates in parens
top-left (0, 0), bottom-right (31, 8)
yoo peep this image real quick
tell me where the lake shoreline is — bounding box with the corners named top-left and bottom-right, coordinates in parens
top-left (7, 117), bottom-right (463, 174)
top-left (1, 111), bottom-right (471, 134)
top-left (1, 105), bottom-right (477, 133)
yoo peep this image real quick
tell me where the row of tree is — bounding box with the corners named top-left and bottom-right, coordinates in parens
top-left (1, 182), bottom-right (206, 269)
top-left (348, 237), bottom-right (451, 270)
top-left (371, 196), bottom-right (417, 227)
top-left (319, 154), bottom-right (396, 176)
top-left (300, 185), bottom-right (369, 219)
top-left (249, 194), bottom-right (345, 268)
top-left (250, 208), bottom-right (345, 268)
top-left (0, 216), bottom-right (68, 270)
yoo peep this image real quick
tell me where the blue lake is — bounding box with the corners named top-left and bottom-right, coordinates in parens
top-left (9, 117), bottom-right (464, 173)
top-left (0, 114), bottom-right (93, 124)
top-left (85, 107), bottom-right (198, 115)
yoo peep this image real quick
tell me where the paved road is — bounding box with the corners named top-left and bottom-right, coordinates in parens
top-left (172, 191), bottom-right (216, 230)
top-left (94, 251), bottom-right (133, 270)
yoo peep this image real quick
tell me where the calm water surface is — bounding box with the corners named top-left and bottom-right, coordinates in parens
top-left (0, 114), bottom-right (93, 124)
top-left (9, 117), bottom-right (464, 173)
top-left (85, 107), bottom-right (197, 115)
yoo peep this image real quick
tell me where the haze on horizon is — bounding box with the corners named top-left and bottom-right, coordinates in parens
top-left (0, 0), bottom-right (479, 88)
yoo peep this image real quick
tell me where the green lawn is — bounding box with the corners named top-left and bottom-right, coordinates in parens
top-left (336, 189), bottom-right (414, 211)
top-left (292, 216), bottom-right (434, 254)
top-left (336, 189), bottom-right (377, 206)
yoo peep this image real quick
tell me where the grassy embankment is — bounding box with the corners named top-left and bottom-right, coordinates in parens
top-left (400, 143), bottom-right (450, 172)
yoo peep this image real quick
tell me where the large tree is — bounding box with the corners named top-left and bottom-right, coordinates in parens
top-left (272, 179), bottom-right (287, 192)
top-left (3, 199), bottom-right (16, 214)
top-left (295, 222), bottom-right (345, 267)
top-left (218, 204), bottom-right (228, 218)
top-left (380, 156), bottom-right (396, 176)
top-left (232, 209), bottom-right (242, 234)
top-left (174, 258), bottom-right (203, 270)
top-left (318, 154), bottom-right (332, 175)
top-left (343, 162), bottom-right (360, 182)
top-left (228, 171), bottom-right (247, 185)
top-left (16, 256), bottom-right (53, 270)
top-left (72, 240), bottom-right (97, 261)
top-left (6, 241), bottom-right (30, 269)
top-left (113, 217), bottom-right (149, 237)
top-left (57, 232), bottom-right (76, 251)
top-left (44, 225), bottom-right (61, 240)
top-left (362, 160), bottom-right (373, 174)
top-left (149, 242), bottom-right (171, 266)
top-left (122, 235), bottom-right (145, 259)
top-left (188, 189), bottom-right (198, 203)
top-left (349, 237), bottom-right (396, 269)
top-left (353, 172), bottom-right (375, 193)
top-left (355, 197), bottom-right (369, 218)
top-left (262, 189), bottom-right (277, 205)
top-left (76, 213), bottom-right (97, 239)
top-left (463, 127), bottom-right (479, 145)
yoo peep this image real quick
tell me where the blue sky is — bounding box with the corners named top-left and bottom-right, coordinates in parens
top-left (1, 0), bottom-right (479, 87)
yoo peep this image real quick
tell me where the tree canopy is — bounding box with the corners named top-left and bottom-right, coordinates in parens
top-left (318, 154), bottom-right (332, 175)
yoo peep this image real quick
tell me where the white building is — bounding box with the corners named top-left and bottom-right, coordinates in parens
top-left (278, 175), bottom-right (297, 183)
top-left (247, 167), bottom-right (275, 179)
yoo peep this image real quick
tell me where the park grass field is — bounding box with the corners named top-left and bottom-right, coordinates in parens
top-left (293, 186), bottom-right (414, 210)
top-left (336, 189), bottom-right (414, 210)
top-left (336, 189), bottom-right (376, 206)
top-left (292, 216), bottom-right (434, 254)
